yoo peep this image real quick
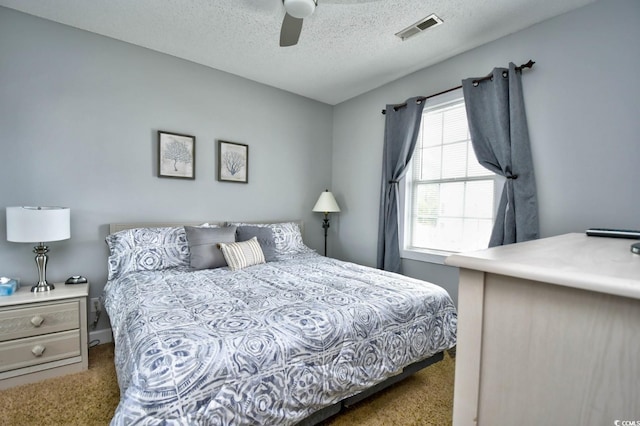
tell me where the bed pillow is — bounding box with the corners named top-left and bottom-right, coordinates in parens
top-left (217, 237), bottom-right (266, 271)
top-left (230, 222), bottom-right (314, 259)
top-left (105, 227), bottom-right (190, 280)
top-left (184, 225), bottom-right (237, 270)
top-left (236, 226), bottom-right (278, 261)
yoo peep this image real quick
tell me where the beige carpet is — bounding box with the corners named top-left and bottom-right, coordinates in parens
top-left (0, 344), bottom-right (454, 426)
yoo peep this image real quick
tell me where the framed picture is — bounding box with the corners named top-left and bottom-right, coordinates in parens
top-left (218, 140), bottom-right (248, 183)
top-left (158, 131), bottom-right (195, 179)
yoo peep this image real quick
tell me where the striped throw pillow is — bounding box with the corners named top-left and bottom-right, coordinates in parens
top-left (218, 237), bottom-right (266, 271)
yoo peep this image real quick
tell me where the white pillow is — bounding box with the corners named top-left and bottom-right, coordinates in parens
top-left (218, 237), bottom-right (266, 271)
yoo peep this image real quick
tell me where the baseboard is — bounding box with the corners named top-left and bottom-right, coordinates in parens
top-left (89, 328), bottom-right (113, 346)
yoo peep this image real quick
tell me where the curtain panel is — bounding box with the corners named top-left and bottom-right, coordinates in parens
top-left (377, 97), bottom-right (425, 272)
top-left (462, 62), bottom-right (539, 247)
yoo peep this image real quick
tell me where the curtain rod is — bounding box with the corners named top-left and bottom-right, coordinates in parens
top-left (381, 59), bottom-right (535, 115)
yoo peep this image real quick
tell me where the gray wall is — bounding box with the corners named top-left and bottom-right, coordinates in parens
top-left (331, 0), bottom-right (640, 305)
top-left (0, 7), bottom-right (334, 332)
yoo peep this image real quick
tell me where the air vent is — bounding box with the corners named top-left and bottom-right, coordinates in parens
top-left (395, 14), bottom-right (443, 41)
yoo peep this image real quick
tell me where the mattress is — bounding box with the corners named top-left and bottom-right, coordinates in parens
top-left (103, 253), bottom-right (457, 425)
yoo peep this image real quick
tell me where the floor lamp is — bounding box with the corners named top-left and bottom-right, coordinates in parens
top-left (312, 190), bottom-right (341, 256)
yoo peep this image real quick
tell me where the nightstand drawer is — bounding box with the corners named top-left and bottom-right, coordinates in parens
top-left (0, 301), bottom-right (79, 342)
top-left (0, 329), bottom-right (81, 373)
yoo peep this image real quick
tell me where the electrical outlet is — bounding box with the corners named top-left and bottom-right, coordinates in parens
top-left (90, 297), bottom-right (101, 313)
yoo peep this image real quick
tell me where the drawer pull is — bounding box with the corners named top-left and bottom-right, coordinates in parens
top-left (32, 344), bottom-right (46, 357)
top-left (30, 315), bottom-right (45, 327)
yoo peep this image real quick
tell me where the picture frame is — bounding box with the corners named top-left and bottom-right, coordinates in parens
top-left (158, 131), bottom-right (195, 179)
top-left (217, 140), bottom-right (248, 183)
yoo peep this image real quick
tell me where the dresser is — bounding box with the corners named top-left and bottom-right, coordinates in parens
top-left (445, 233), bottom-right (640, 426)
top-left (0, 283), bottom-right (89, 389)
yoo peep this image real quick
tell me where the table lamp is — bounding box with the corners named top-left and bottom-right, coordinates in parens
top-left (6, 206), bottom-right (71, 292)
top-left (312, 190), bottom-right (340, 256)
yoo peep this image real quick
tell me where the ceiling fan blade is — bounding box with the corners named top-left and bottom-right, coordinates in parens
top-left (280, 13), bottom-right (304, 47)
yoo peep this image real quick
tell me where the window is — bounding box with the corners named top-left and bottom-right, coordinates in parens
top-left (400, 89), bottom-right (500, 263)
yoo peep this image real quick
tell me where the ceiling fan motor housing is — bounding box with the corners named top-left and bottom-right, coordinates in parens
top-left (284, 0), bottom-right (316, 19)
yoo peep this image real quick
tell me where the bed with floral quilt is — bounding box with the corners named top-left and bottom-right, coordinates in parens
top-left (103, 222), bottom-right (457, 425)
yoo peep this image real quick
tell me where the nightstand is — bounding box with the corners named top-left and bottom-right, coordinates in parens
top-left (0, 283), bottom-right (89, 390)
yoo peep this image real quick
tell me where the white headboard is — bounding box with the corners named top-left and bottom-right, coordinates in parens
top-left (108, 220), bottom-right (304, 235)
top-left (109, 222), bottom-right (224, 234)
top-left (227, 220), bottom-right (304, 234)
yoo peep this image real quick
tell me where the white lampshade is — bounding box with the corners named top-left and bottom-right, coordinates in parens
top-left (313, 191), bottom-right (341, 213)
top-left (6, 206), bottom-right (71, 243)
top-left (284, 0), bottom-right (316, 19)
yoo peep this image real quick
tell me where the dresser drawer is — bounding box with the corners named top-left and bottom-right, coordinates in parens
top-left (0, 301), bottom-right (79, 342)
top-left (0, 329), bottom-right (81, 373)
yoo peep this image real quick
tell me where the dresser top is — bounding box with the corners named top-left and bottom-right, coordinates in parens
top-left (445, 233), bottom-right (640, 300)
top-left (0, 283), bottom-right (89, 308)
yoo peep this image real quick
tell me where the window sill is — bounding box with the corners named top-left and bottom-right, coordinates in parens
top-left (401, 248), bottom-right (455, 265)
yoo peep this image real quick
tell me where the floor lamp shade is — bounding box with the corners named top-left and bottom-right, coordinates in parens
top-left (6, 206), bottom-right (71, 292)
top-left (312, 191), bottom-right (341, 213)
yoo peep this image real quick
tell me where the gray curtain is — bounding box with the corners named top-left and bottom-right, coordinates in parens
top-left (462, 62), bottom-right (538, 247)
top-left (377, 97), bottom-right (425, 272)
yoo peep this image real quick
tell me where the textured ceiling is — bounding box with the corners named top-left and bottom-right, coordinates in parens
top-left (0, 0), bottom-right (596, 105)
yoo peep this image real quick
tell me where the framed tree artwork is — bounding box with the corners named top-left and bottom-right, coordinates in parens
top-left (218, 140), bottom-right (248, 183)
top-left (158, 131), bottom-right (195, 179)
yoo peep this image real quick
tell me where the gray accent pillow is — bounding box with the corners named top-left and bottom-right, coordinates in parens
top-left (236, 226), bottom-right (278, 261)
top-left (231, 222), bottom-right (314, 260)
top-left (184, 225), bottom-right (237, 270)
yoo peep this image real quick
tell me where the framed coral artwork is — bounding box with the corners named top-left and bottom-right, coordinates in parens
top-left (217, 140), bottom-right (248, 183)
top-left (158, 131), bottom-right (195, 179)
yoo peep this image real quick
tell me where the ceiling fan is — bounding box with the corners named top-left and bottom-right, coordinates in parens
top-left (279, 0), bottom-right (382, 47)
top-left (280, 0), bottom-right (317, 47)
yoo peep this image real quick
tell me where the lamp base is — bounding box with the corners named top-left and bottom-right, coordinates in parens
top-left (322, 213), bottom-right (330, 257)
top-left (31, 282), bottom-right (55, 292)
top-left (31, 244), bottom-right (54, 292)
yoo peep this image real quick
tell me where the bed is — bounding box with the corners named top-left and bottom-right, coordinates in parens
top-left (102, 221), bottom-right (457, 425)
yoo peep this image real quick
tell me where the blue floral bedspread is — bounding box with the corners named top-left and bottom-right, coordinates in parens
top-left (103, 254), bottom-right (457, 425)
